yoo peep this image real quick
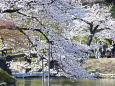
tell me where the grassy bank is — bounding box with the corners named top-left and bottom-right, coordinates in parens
top-left (83, 58), bottom-right (115, 74)
top-left (0, 68), bottom-right (16, 86)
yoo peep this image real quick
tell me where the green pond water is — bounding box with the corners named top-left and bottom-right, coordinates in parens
top-left (15, 78), bottom-right (115, 86)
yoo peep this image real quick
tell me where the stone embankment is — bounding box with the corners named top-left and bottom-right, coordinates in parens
top-left (93, 72), bottom-right (115, 79)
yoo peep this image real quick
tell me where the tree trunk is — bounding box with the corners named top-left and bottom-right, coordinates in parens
top-left (87, 34), bottom-right (94, 46)
top-left (87, 25), bottom-right (99, 46)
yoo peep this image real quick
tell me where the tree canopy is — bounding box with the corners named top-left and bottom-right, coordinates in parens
top-left (0, 0), bottom-right (114, 80)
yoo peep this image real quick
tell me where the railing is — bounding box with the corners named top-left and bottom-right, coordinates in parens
top-left (0, 53), bottom-right (37, 61)
top-left (0, 48), bottom-right (13, 56)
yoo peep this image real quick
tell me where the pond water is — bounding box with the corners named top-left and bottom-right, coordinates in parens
top-left (15, 78), bottom-right (115, 86)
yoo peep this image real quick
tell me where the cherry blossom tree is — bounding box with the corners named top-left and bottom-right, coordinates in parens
top-left (0, 0), bottom-right (95, 79)
top-left (73, 4), bottom-right (115, 46)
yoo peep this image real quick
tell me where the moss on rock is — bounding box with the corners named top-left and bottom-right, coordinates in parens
top-left (0, 68), bottom-right (16, 85)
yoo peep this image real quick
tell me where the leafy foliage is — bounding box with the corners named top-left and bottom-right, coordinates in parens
top-left (111, 5), bottom-right (115, 18)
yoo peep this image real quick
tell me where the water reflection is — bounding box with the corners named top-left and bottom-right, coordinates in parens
top-left (15, 78), bottom-right (115, 86)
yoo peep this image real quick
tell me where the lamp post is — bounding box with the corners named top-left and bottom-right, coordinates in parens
top-left (42, 57), bottom-right (44, 86)
top-left (41, 49), bottom-right (46, 86)
top-left (41, 41), bottom-right (53, 86)
top-left (48, 42), bottom-right (51, 86)
top-left (48, 41), bottom-right (53, 86)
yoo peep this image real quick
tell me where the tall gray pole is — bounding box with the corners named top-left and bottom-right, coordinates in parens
top-left (42, 58), bottom-right (44, 86)
top-left (48, 42), bottom-right (51, 86)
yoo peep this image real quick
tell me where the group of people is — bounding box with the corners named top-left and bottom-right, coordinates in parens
top-left (95, 40), bottom-right (115, 58)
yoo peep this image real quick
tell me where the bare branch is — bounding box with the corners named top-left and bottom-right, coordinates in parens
top-left (73, 17), bottom-right (94, 33)
top-left (17, 28), bottom-right (34, 47)
top-left (95, 27), bottom-right (111, 33)
top-left (27, 0), bottom-right (57, 6)
top-left (93, 25), bottom-right (99, 34)
top-left (33, 29), bottom-right (50, 43)
top-left (73, 17), bottom-right (92, 26)
top-left (16, 11), bottom-right (50, 43)
top-left (2, 8), bottom-right (21, 13)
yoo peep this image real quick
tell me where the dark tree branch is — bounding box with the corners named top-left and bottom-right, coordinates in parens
top-left (16, 11), bottom-right (51, 43)
top-left (16, 27), bottom-right (50, 44)
top-left (17, 27), bottom-right (50, 60)
top-left (27, 1), bottom-right (37, 6)
top-left (2, 9), bottom-right (21, 13)
top-left (92, 25), bottom-right (99, 34)
top-left (95, 27), bottom-right (111, 33)
top-left (73, 17), bottom-right (92, 26)
top-left (48, 0), bottom-right (57, 5)
top-left (27, 0), bottom-right (56, 6)
top-left (17, 11), bottom-right (44, 27)
top-left (17, 28), bottom-right (34, 47)
top-left (89, 24), bottom-right (93, 33)
top-left (73, 17), bottom-right (94, 33)
top-left (96, 28), bottom-right (105, 33)
top-left (33, 29), bottom-right (50, 43)
top-left (105, 27), bottom-right (111, 30)
top-left (17, 27), bottom-right (50, 44)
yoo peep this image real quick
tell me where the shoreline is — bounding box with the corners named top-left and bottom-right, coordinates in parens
top-left (92, 73), bottom-right (115, 79)
top-left (12, 72), bottom-right (115, 79)
top-left (12, 73), bottom-right (65, 78)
